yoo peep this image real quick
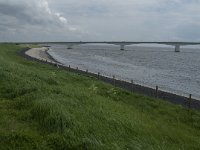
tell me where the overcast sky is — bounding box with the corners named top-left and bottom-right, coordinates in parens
top-left (0, 0), bottom-right (200, 42)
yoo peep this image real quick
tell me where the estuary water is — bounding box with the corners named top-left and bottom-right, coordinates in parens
top-left (48, 44), bottom-right (200, 99)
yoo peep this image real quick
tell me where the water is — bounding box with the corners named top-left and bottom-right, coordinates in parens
top-left (48, 44), bottom-right (200, 99)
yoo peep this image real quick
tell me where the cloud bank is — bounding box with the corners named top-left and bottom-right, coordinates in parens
top-left (0, 0), bottom-right (81, 42)
top-left (0, 0), bottom-right (200, 41)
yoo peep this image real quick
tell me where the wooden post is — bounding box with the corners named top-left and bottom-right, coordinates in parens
top-left (131, 80), bottom-right (134, 92)
top-left (113, 75), bottom-right (116, 87)
top-left (156, 86), bottom-right (158, 98)
top-left (56, 64), bottom-right (59, 69)
top-left (188, 94), bottom-right (192, 109)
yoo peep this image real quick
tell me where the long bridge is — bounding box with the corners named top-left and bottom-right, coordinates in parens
top-left (24, 41), bottom-right (200, 52)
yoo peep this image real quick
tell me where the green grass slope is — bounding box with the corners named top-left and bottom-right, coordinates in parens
top-left (0, 44), bottom-right (200, 150)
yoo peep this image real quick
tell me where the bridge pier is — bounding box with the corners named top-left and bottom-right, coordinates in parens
top-left (120, 44), bottom-right (125, 51)
top-left (67, 44), bottom-right (74, 49)
top-left (175, 45), bottom-right (180, 52)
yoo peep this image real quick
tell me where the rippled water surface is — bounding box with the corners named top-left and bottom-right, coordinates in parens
top-left (48, 44), bottom-right (200, 99)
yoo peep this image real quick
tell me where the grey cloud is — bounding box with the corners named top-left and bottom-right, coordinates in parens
top-left (0, 1), bottom-right (65, 26)
top-left (1, 0), bottom-right (200, 42)
top-left (0, 0), bottom-right (81, 42)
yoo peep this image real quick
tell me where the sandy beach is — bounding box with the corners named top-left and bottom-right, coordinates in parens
top-left (25, 47), bottom-right (56, 62)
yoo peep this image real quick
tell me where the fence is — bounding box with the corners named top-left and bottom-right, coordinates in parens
top-left (19, 48), bottom-right (200, 111)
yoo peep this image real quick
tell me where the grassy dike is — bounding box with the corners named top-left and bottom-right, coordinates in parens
top-left (0, 44), bottom-right (200, 150)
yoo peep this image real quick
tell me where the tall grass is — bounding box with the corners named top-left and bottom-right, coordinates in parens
top-left (0, 44), bottom-right (200, 149)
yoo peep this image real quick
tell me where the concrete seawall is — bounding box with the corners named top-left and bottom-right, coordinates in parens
top-left (19, 47), bottom-right (200, 111)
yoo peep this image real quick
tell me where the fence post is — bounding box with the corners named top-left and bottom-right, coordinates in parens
top-left (131, 80), bottom-right (134, 92)
top-left (113, 75), bottom-right (116, 87)
top-left (188, 94), bottom-right (192, 109)
top-left (156, 86), bottom-right (158, 98)
top-left (56, 64), bottom-right (59, 69)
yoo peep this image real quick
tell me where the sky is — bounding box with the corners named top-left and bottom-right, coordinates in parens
top-left (0, 0), bottom-right (200, 42)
